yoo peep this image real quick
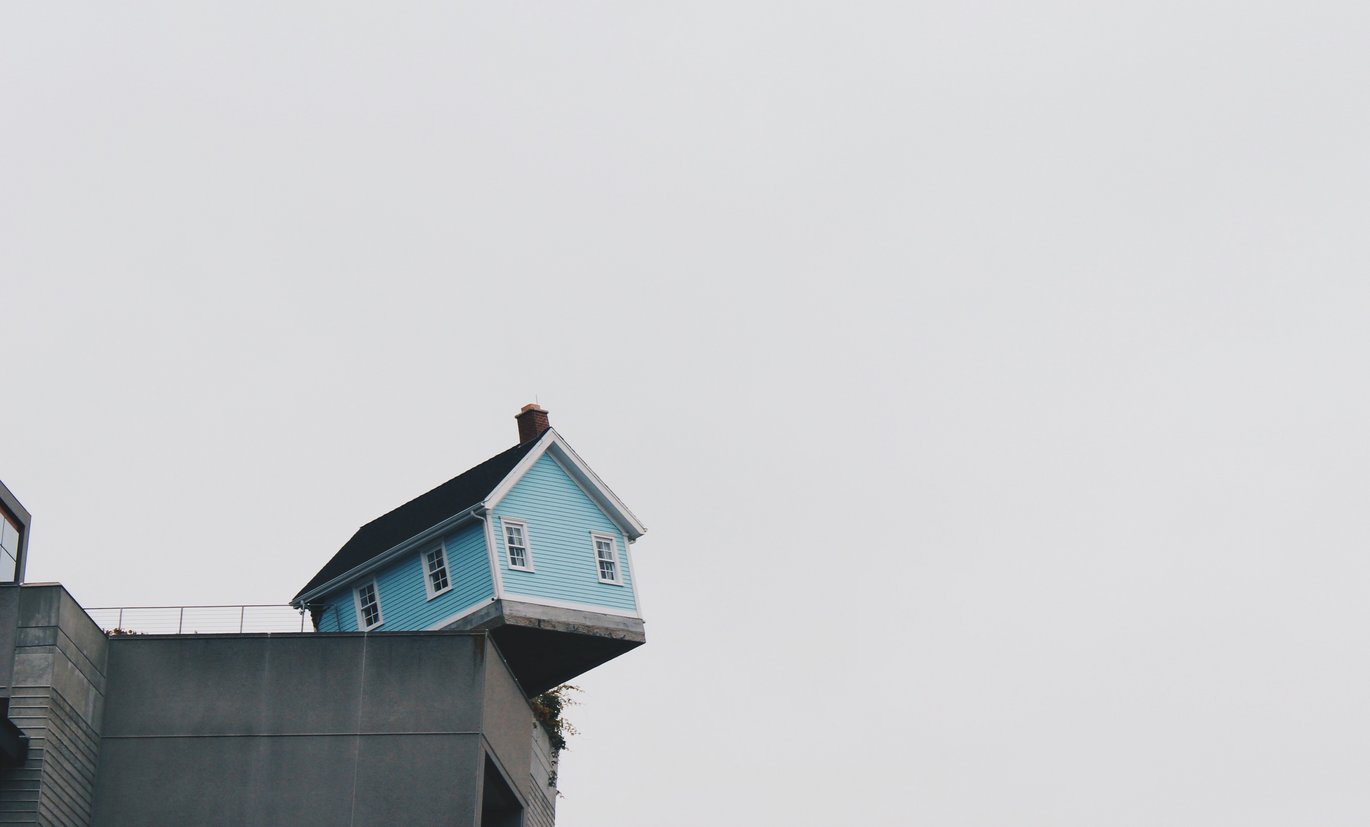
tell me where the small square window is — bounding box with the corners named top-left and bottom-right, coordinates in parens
top-left (592, 533), bottom-right (622, 585)
top-left (424, 545), bottom-right (451, 599)
top-left (355, 581), bottom-right (383, 630)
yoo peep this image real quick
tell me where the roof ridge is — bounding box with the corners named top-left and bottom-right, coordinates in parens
top-left (353, 441), bottom-right (527, 532)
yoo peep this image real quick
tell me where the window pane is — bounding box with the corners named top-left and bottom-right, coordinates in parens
top-left (358, 583), bottom-right (380, 627)
top-left (427, 549), bottom-right (449, 592)
top-left (0, 519), bottom-right (16, 555)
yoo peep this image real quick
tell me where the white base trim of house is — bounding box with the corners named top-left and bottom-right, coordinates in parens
top-left (499, 594), bottom-right (642, 620)
top-left (424, 599), bottom-right (494, 631)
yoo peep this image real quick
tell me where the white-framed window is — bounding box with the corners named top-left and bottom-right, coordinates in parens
top-left (592, 532), bottom-right (623, 585)
top-left (423, 544), bottom-right (451, 599)
top-left (354, 580), bottom-right (383, 630)
top-left (502, 518), bottom-right (534, 571)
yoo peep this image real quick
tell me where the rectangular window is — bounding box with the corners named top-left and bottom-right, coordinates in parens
top-left (503, 519), bottom-right (533, 571)
top-left (424, 545), bottom-right (450, 598)
top-left (355, 581), bottom-right (383, 630)
top-left (592, 533), bottom-right (622, 585)
top-left (0, 511), bottom-right (19, 583)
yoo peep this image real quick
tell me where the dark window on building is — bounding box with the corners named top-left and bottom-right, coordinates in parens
top-left (0, 511), bottom-right (20, 583)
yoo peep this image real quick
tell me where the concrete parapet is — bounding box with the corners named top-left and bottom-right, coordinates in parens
top-left (91, 631), bottom-right (548, 827)
top-left (0, 590), bottom-right (563, 826)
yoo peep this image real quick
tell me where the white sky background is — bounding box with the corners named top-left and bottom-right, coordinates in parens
top-left (3, 2), bottom-right (1370, 824)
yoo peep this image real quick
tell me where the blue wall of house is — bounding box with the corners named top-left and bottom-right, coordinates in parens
top-left (314, 587), bottom-right (354, 633)
top-left (490, 453), bottom-right (638, 614)
top-left (313, 521), bottom-right (494, 632)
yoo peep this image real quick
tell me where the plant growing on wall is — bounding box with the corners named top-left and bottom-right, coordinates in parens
top-left (530, 684), bottom-right (581, 788)
top-left (530, 684), bottom-right (580, 754)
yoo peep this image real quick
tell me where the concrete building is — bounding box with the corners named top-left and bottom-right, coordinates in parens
top-left (0, 406), bottom-right (648, 826)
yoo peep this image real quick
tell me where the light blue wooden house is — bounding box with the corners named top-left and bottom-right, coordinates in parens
top-left (291, 405), bottom-right (647, 695)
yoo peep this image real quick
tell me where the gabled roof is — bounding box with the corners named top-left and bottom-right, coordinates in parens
top-left (292, 438), bottom-right (541, 602)
top-left (486, 429), bottom-right (647, 540)
top-left (293, 427), bottom-right (647, 607)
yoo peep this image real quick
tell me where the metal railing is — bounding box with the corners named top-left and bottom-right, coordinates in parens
top-left (85, 604), bottom-right (310, 635)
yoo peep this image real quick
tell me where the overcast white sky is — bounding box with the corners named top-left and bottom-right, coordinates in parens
top-left (4, 2), bottom-right (1370, 825)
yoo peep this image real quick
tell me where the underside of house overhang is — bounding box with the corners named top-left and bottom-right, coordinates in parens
top-left (444, 599), bottom-right (645, 696)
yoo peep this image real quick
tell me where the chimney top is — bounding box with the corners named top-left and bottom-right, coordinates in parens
top-left (515, 404), bottom-right (551, 444)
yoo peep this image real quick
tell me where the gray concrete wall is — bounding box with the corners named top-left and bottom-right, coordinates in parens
top-left (0, 584), bottom-right (109, 827)
top-left (0, 591), bottom-right (562, 827)
top-left (527, 723), bottom-right (559, 827)
top-left (483, 644), bottom-right (533, 786)
top-left (91, 631), bottom-right (542, 827)
top-left (483, 643), bottom-right (558, 827)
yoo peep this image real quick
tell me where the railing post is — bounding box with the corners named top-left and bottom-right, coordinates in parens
top-left (240, 605), bottom-right (246, 633)
top-left (178, 607), bottom-right (184, 634)
top-left (118, 608), bottom-right (124, 630)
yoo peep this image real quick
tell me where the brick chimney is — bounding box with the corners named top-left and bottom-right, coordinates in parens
top-left (515, 403), bottom-right (551, 443)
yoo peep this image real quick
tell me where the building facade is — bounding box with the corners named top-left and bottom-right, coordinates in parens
top-left (0, 583), bottom-right (560, 827)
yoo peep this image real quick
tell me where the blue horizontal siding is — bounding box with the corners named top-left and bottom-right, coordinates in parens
top-left (313, 521), bottom-right (494, 632)
top-left (315, 594), bottom-right (354, 632)
top-left (492, 454), bottom-right (638, 614)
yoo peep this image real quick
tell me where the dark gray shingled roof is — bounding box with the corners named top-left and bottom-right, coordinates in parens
top-left (293, 439), bottom-right (541, 601)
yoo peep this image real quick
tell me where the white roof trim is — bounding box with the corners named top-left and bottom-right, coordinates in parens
top-left (483, 430), bottom-right (556, 507)
top-left (483, 429), bottom-right (647, 539)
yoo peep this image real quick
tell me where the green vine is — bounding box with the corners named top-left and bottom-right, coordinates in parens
top-left (530, 684), bottom-right (580, 754)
